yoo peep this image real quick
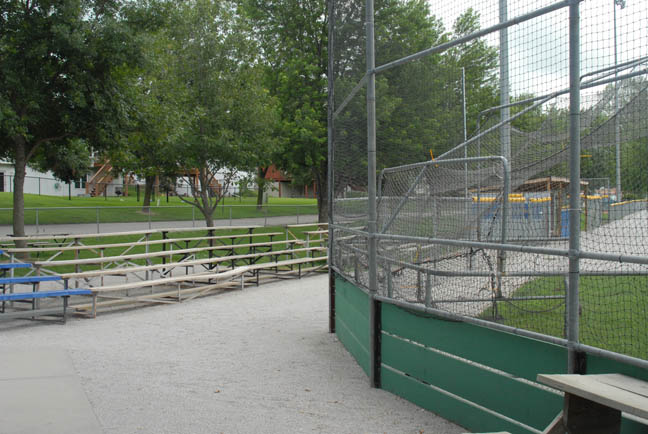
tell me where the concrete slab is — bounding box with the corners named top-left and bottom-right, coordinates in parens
top-left (0, 349), bottom-right (102, 434)
top-left (0, 348), bottom-right (76, 380)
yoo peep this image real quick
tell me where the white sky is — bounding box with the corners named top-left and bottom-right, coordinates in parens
top-left (424, 0), bottom-right (648, 98)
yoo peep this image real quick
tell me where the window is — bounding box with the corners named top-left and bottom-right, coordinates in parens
top-left (74, 178), bottom-right (87, 189)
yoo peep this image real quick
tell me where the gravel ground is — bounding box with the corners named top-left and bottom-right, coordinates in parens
top-left (0, 274), bottom-right (463, 434)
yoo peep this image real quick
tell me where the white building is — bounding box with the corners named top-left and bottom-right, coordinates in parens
top-left (0, 161), bottom-right (125, 197)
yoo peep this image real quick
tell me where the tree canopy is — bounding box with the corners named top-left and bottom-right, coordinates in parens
top-left (0, 0), bottom-right (145, 241)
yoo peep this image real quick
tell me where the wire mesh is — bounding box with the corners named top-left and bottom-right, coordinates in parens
top-left (331, 0), bottom-right (648, 361)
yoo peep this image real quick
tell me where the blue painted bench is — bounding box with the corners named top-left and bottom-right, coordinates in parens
top-left (0, 275), bottom-right (64, 317)
top-left (0, 263), bottom-right (32, 270)
top-left (0, 289), bottom-right (92, 323)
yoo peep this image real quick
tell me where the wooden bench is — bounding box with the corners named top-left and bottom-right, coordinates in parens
top-left (0, 288), bottom-right (92, 323)
top-left (57, 247), bottom-right (326, 281)
top-left (32, 239), bottom-right (303, 271)
top-left (74, 267), bottom-right (253, 317)
top-left (537, 373), bottom-right (648, 433)
top-left (71, 255), bottom-right (328, 317)
top-left (303, 229), bottom-right (329, 247)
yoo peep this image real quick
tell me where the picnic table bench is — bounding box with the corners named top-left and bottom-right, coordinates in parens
top-left (537, 373), bottom-right (648, 433)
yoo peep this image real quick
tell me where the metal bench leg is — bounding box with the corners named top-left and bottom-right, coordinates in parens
top-left (62, 296), bottom-right (68, 324)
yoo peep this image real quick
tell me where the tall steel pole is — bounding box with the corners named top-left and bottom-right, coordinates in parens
top-left (327, 0), bottom-right (336, 334)
top-left (499, 0), bottom-right (511, 163)
top-left (497, 0), bottom-right (510, 299)
top-left (613, 0), bottom-right (626, 203)
top-left (567, 0), bottom-right (582, 375)
top-left (463, 67), bottom-right (468, 199)
top-left (366, 0), bottom-right (380, 388)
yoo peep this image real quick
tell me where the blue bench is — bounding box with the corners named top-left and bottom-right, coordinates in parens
top-left (0, 289), bottom-right (92, 323)
top-left (0, 263), bottom-right (32, 270)
top-left (0, 275), bottom-right (61, 285)
top-left (0, 275), bottom-right (65, 318)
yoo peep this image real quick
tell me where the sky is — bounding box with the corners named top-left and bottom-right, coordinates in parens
top-left (424, 0), bottom-right (648, 99)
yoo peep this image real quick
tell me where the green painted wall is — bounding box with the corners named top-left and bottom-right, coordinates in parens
top-left (332, 274), bottom-right (648, 433)
top-left (381, 303), bottom-right (564, 433)
top-left (334, 275), bottom-right (370, 375)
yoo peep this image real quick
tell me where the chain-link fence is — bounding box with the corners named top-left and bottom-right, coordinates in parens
top-left (330, 0), bottom-right (648, 367)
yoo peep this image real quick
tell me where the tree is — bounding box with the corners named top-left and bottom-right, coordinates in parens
top-left (243, 0), bottom-right (329, 222)
top-left (165, 0), bottom-right (277, 227)
top-left (0, 0), bottom-right (142, 243)
top-left (107, 6), bottom-right (188, 212)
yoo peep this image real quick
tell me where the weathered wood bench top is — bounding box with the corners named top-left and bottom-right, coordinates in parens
top-left (0, 230), bottom-right (155, 243)
top-left (94, 268), bottom-right (251, 292)
top-left (34, 239), bottom-right (304, 267)
top-left (59, 247), bottom-right (326, 279)
top-left (286, 223), bottom-right (328, 228)
top-left (304, 230), bottom-right (329, 235)
top-left (538, 373), bottom-right (648, 420)
top-left (2, 232), bottom-right (284, 253)
top-left (0, 225), bottom-right (262, 244)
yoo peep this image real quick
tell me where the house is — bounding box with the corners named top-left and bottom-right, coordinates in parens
top-left (0, 161), bottom-right (87, 197)
top-left (264, 165), bottom-right (317, 198)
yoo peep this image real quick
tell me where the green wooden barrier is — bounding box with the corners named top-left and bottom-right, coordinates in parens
top-left (333, 273), bottom-right (648, 433)
top-left (335, 276), bottom-right (370, 375)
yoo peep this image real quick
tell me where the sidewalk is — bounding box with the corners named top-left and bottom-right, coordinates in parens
top-left (0, 214), bottom-right (319, 236)
top-left (0, 274), bottom-right (463, 434)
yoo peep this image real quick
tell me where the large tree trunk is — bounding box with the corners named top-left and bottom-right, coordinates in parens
top-left (12, 140), bottom-right (27, 248)
top-left (198, 168), bottom-right (215, 227)
top-left (142, 175), bottom-right (155, 212)
top-left (203, 209), bottom-right (215, 227)
top-left (256, 167), bottom-right (269, 210)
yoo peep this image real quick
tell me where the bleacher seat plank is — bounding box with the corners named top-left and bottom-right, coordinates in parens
top-left (2, 232), bottom-right (284, 254)
top-left (58, 247), bottom-right (326, 279)
top-left (538, 373), bottom-right (648, 420)
top-left (0, 276), bottom-right (61, 285)
top-left (34, 240), bottom-right (304, 267)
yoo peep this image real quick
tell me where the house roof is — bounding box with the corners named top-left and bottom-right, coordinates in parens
top-left (265, 165), bottom-right (291, 182)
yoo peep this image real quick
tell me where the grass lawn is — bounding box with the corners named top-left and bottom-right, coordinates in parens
top-left (482, 275), bottom-right (648, 360)
top-left (0, 193), bottom-right (318, 225)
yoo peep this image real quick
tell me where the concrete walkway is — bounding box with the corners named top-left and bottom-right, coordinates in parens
top-left (0, 214), bottom-right (319, 237)
top-left (0, 349), bottom-right (102, 434)
top-left (0, 274), bottom-right (463, 434)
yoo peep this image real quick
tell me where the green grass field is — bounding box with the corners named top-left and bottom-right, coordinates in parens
top-left (0, 193), bottom-right (318, 225)
top-left (482, 275), bottom-right (648, 360)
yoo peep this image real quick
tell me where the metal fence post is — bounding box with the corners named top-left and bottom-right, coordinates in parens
top-left (567, 0), bottom-right (583, 375)
top-left (35, 209), bottom-right (39, 234)
top-left (328, 0), bottom-right (337, 334)
top-left (96, 207), bottom-right (100, 233)
top-left (366, 0), bottom-right (381, 389)
top-left (192, 207), bottom-right (196, 228)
